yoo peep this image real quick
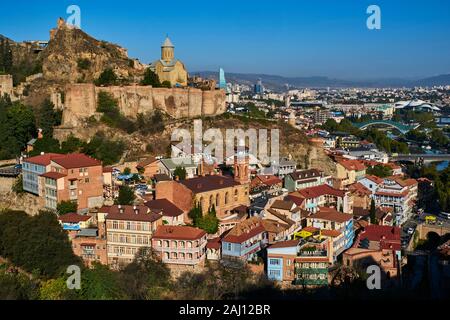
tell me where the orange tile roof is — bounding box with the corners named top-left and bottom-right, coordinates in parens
top-left (338, 159), bottom-right (366, 171)
top-left (58, 212), bottom-right (92, 223)
top-left (40, 171), bottom-right (66, 179)
top-left (268, 239), bottom-right (301, 249)
top-left (364, 174), bottom-right (384, 184)
top-left (309, 207), bottom-right (353, 223)
top-left (52, 153), bottom-right (102, 169)
top-left (222, 217), bottom-right (266, 244)
top-left (24, 153), bottom-right (64, 166)
top-left (153, 225), bottom-right (206, 240)
top-left (294, 184), bottom-right (346, 199)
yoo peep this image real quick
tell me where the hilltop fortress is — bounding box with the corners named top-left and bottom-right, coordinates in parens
top-left (60, 83), bottom-right (226, 128)
top-left (2, 18), bottom-right (226, 140)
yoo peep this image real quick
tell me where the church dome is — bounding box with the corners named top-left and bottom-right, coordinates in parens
top-left (162, 36), bottom-right (174, 48)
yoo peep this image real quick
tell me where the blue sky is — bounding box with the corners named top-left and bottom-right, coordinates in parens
top-left (1, 0), bottom-right (450, 79)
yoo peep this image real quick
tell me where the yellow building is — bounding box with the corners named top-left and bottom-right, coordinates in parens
top-left (149, 36), bottom-right (188, 87)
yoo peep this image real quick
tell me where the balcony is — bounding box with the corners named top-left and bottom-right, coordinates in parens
top-left (295, 267), bottom-right (328, 274)
top-left (294, 278), bottom-right (328, 286)
top-left (163, 256), bottom-right (205, 265)
top-left (298, 248), bottom-right (327, 257)
top-left (241, 241), bottom-right (261, 256)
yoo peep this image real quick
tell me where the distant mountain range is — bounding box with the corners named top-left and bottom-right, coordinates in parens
top-left (193, 71), bottom-right (450, 90)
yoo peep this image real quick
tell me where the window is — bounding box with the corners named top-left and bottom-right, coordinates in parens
top-left (269, 258), bottom-right (280, 265)
top-left (269, 270), bottom-right (280, 277)
top-left (226, 243), bottom-right (232, 251)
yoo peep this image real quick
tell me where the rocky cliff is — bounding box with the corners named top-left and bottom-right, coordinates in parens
top-left (41, 20), bottom-right (145, 83)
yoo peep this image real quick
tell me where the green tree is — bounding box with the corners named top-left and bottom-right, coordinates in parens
top-left (57, 200), bottom-right (78, 215)
top-left (369, 199), bottom-right (377, 224)
top-left (0, 210), bottom-right (80, 278)
top-left (123, 167), bottom-right (131, 175)
top-left (60, 135), bottom-right (84, 154)
top-left (120, 247), bottom-right (171, 299)
top-left (366, 165), bottom-right (392, 178)
top-left (173, 166), bottom-right (187, 180)
top-left (141, 68), bottom-right (161, 87)
top-left (80, 263), bottom-right (126, 300)
top-left (36, 99), bottom-right (61, 137)
top-left (95, 68), bottom-right (117, 86)
top-left (117, 185), bottom-right (135, 205)
top-left (29, 136), bottom-right (61, 156)
top-left (12, 175), bottom-right (24, 194)
top-left (161, 80), bottom-right (172, 88)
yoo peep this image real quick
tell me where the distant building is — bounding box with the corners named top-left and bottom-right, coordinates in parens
top-left (219, 68), bottom-right (226, 89)
top-left (254, 78), bottom-right (264, 94)
top-left (22, 153), bottom-right (64, 195)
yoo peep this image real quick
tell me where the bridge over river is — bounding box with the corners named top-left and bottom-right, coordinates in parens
top-left (352, 120), bottom-right (419, 134)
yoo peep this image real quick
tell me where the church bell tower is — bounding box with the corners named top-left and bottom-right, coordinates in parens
top-left (161, 36), bottom-right (175, 63)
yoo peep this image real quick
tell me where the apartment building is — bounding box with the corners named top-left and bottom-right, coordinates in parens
top-left (151, 225), bottom-right (207, 272)
top-left (335, 159), bottom-right (366, 186)
top-left (287, 184), bottom-right (352, 214)
top-left (221, 216), bottom-right (268, 261)
top-left (39, 153), bottom-right (105, 212)
top-left (22, 153), bottom-right (64, 195)
top-left (284, 169), bottom-right (331, 192)
top-left (102, 205), bottom-right (163, 267)
top-left (306, 207), bottom-right (354, 259)
top-left (343, 225), bottom-right (401, 282)
top-left (359, 175), bottom-right (418, 225)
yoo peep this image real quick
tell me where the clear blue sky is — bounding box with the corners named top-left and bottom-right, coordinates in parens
top-left (1, 0), bottom-right (450, 79)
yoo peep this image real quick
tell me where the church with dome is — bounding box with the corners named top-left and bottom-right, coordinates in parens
top-left (149, 36), bottom-right (188, 87)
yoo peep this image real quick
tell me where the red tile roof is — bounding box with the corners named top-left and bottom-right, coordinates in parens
top-left (152, 225), bottom-right (206, 240)
top-left (338, 159), bottom-right (366, 171)
top-left (288, 169), bottom-right (322, 181)
top-left (24, 153), bottom-right (64, 166)
top-left (294, 184), bottom-right (346, 199)
top-left (252, 175), bottom-right (282, 186)
top-left (360, 225), bottom-right (401, 242)
top-left (103, 205), bottom-right (162, 222)
top-left (144, 199), bottom-right (184, 217)
top-left (206, 237), bottom-right (221, 250)
top-left (58, 212), bottom-right (92, 223)
top-left (268, 239), bottom-right (300, 249)
top-left (52, 153), bottom-right (102, 169)
top-left (40, 171), bottom-right (66, 179)
top-left (180, 175), bottom-right (240, 193)
top-left (309, 207), bottom-right (353, 223)
top-left (222, 217), bottom-right (266, 244)
top-left (348, 182), bottom-right (372, 196)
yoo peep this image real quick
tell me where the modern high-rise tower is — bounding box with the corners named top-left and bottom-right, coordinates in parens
top-left (219, 68), bottom-right (226, 89)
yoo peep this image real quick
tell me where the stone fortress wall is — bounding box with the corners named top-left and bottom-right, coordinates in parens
top-left (59, 83), bottom-right (226, 129)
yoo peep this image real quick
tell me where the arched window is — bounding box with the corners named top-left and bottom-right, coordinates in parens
top-left (164, 240), bottom-right (169, 248)
top-left (209, 195), bottom-right (214, 209)
top-left (234, 189), bottom-right (238, 201)
top-left (164, 252), bottom-right (169, 260)
top-left (216, 194), bottom-right (220, 207)
top-left (200, 197), bottom-right (205, 209)
top-left (225, 192), bottom-right (229, 204)
top-left (180, 241), bottom-right (185, 248)
top-left (187, 253), bottom-right (193, 260)
top-left (180, 252), bottom-right (185, 259)
top-left (187, 241), bottom-right (192, 248)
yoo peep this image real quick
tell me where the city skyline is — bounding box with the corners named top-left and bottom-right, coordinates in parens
top-left (1, 0), bottom-right (450, 80)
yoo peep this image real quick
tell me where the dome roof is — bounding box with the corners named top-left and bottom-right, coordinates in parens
top-left (162, 36), bottom-right (174, 48)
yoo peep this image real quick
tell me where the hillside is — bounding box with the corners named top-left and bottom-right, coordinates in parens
top-left (57, 113), bottom-right (336, 175)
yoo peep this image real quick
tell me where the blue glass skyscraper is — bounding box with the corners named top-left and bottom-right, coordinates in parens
top-left (219, 68), bottom-right (226, 89)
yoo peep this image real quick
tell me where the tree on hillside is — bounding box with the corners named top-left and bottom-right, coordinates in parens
top-left (29, 136), bottom-right (61, 156)
top-left (120, 247), bottom-right (171, 299)
top-left (0, 210), bottom-right (80, 278)
top-left (80, 263), bottom-right (126, 300)
top-left (36, 99), bottom-right (62, 137)
top-left (141, 68), bottom-right (161, 87)
top-left (366, 165), bottom-right (392, 178)
top-left (116, 185), bottom-right (135, 205)
top-left (57, 200), bottom-right (78, 215)
top-left (369, 199), bottom-right (377, 224)
top-left (161, 80), bottom-right (171, 88)
top-left (95, 68), bottom-right (117, 86)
